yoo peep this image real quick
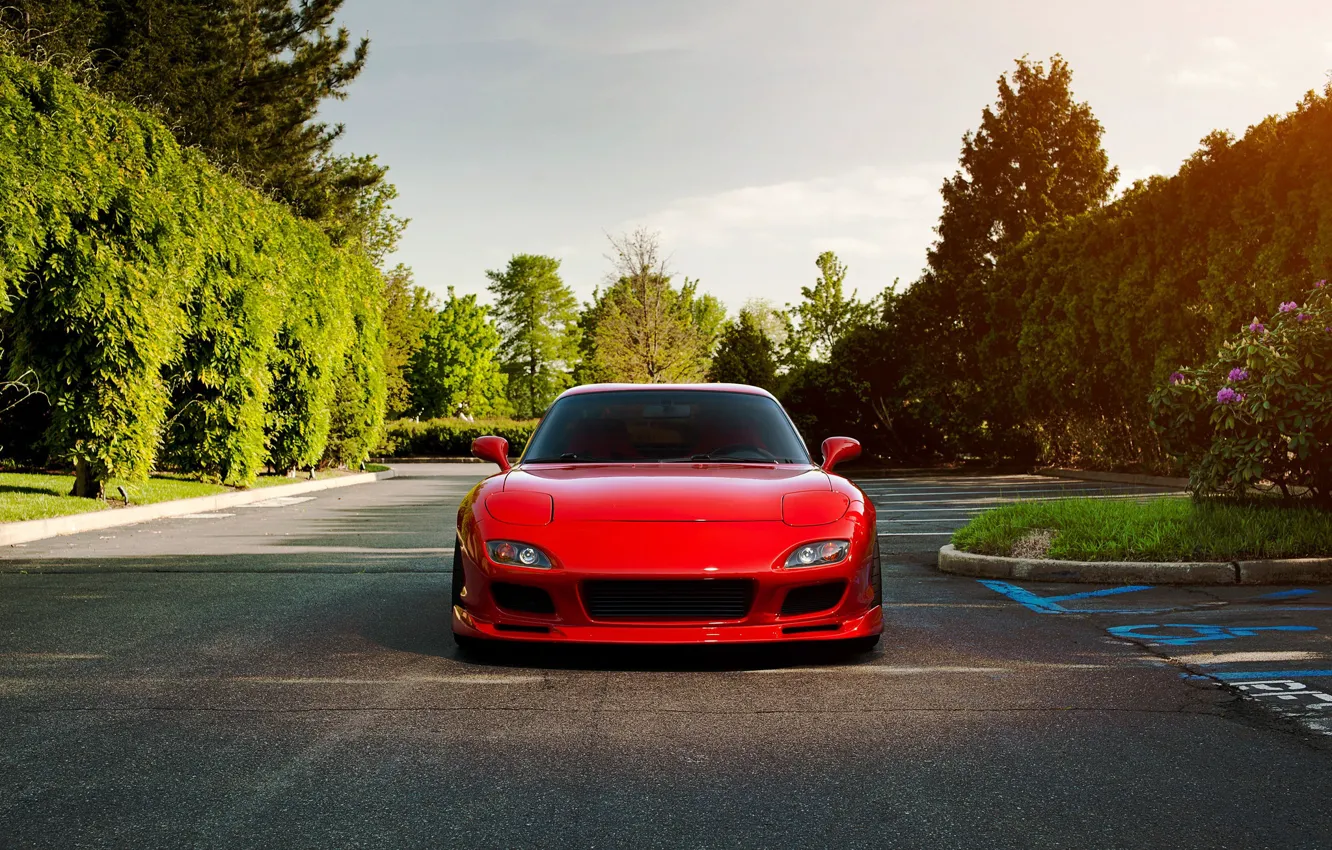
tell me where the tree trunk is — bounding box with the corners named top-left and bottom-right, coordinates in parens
top-left (70, 457), bottom-right (104, 499)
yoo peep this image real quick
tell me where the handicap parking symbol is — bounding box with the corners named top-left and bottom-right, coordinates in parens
top-left (1106, 624), bottom-right (1317, 646)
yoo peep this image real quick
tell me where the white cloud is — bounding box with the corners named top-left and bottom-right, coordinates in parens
top-left (609, 165), bottom-right (948, 307)
top-left (634, 165), bottom-right (946, 249)
top-left (1204, 35), bottom-right (1238, 52)
top-left (1168, 36), bottom-right (1275, 91)
top-left (1170, 63), bottom-right (1275, 90)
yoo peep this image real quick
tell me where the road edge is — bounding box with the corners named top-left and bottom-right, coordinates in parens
top-left (938, 544), bottom-right (1332, 585)
top-left (1035, 468), bottom-right (1189, 489)
top-left (0, 469), bottom-right (397, 547)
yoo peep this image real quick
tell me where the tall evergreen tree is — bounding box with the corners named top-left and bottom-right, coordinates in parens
top-left (897, 55), bottom-right (1118, 455)
top-left (485, 255), bottom-right (580, 418)
top-left (1, 0), bottom-right (383, 235)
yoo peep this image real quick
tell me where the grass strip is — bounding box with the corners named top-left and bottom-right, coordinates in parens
top-left (951, 497), bottom-right (1332, 562)
top-left (0, 466), bottom-right (378, 523)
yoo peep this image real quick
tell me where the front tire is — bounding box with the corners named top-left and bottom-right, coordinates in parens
top-left (450, 538), bottom-right (487, 657)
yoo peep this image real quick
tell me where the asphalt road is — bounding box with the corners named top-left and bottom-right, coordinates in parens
top-left (3, 465), bottom-right (1332, 849)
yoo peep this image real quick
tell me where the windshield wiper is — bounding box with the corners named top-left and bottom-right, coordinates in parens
top-left (681, 452), bottom-right (782, 463)
top-left (523, 453), bottom-right (585, 463)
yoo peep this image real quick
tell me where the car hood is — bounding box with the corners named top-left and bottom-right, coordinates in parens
top-left (501, 464), bottom-right (831, 522)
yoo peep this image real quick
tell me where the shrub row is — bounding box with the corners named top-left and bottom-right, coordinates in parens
top-left (0, 55), bottom-right (385, 491)
top-left (976, 84), bottom-right (1332, 466)
top-left (376, 418), bottom-right (539, 458)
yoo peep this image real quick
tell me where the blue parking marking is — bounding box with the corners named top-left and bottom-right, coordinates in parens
top-left (1107, 624), bottom-right (1317, 646)
top-left (978, 580), bottom-right (1156, 614)
top-left (1256, 589), bottom-right (1316, 600)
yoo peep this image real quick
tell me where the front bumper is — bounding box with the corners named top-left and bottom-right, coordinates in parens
top-left (453, 604), bottom-right (882, 644)
top-left (450, 528), bottom-right (883, 645)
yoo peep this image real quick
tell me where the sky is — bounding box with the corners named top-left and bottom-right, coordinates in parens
top-left (321, 0), bottom-right (1332, 313)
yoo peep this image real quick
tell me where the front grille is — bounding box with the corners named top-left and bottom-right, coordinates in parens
top-left (582, 580), bottom-right (753, 621)
top-left (781, 581), bottom-right (846, 616)
top-left (491, 582), bottom-right (556, 615)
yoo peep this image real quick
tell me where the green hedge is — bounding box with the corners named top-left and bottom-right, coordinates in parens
top-left (0, 54), bottom-right (385, 489)
top-left (976, 84), bottom-right (1332, 466)
top-left (376, 418), bottom-right (539, 458)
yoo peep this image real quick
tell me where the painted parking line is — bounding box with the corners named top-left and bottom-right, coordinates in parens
top-left (1217, 678), bottom-right (1332, 736)
top-left (1176, 651), bottom-right (1323, 664)
top-left (857, 490), bottom-right (1172, 503)
top-left (874, 493), bottom-right (1188, 508)
top-left (981, 581), bottom-right (1158, 614)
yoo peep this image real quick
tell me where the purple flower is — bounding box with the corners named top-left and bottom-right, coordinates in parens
top-left (1228, 368), bottom-right (1249, 382)
top-left (1249, 319), bottom-right (1267, 333)
top-left (1169, 371), bottom-right (1186, 385)
top-left (1297, 313), bottom-right (1310, 322)
top-left (1317, 280), bottom-right (1327, 289)
top-left (1216, 387), bottom-right (1244, 405)
top-left (1280, 301), bottom-right (1299, 313)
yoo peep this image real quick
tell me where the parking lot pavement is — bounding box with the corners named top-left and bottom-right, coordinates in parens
top-left (2, 466), bottom-right (1332, 849)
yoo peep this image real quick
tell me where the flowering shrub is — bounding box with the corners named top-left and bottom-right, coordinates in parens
top-left (1150, 281), bottom-right (1332, 503)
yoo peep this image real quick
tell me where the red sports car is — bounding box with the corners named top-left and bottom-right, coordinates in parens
top-left (451, 383), bottom-right (882, 652)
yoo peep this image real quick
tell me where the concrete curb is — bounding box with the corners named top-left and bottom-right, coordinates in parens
top-left (1036, 468), bottom-right (1188, 489)
top-left (938, 544), bottom-right (1332, 585)
top-left (0, 469), bottom-right (397, 547)
top-left (369, 456), bottom-right (488, 464)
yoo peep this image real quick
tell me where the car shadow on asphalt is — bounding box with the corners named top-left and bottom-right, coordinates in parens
top-left (442, 639), bottom-right (879, 673)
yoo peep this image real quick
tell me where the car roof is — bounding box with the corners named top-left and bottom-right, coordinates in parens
top-left (556, 383), bottom-right (777, 401)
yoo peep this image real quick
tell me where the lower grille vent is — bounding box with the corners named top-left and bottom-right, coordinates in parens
top-left (582, 580), bottom-right (753, 620)
top-left (781, 581), bottom-right (847, 616)
top-left (492, 582), bottom-right (556, 615)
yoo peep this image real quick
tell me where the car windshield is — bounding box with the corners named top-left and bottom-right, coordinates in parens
top-left (522, 390), bottom-right (812, 464)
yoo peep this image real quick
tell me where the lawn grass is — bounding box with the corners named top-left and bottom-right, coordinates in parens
top-left (0, 465), bottom-right (380, 523)
top-left (951, 497), bottom-right (1332, 562)
top-left (0, 472), bottom-right (229, 523)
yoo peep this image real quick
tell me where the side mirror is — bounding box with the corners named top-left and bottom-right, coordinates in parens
top-left (471, 435), bottom-right (511, 472)
top-left (820, 437), bottom-right (861, 473)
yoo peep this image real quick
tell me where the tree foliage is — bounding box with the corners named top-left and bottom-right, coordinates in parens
top-left (706, 310), bottom-right (778, 390)
top-left (485, 254), bottom-right (580, 417)
top-left (588, 230), bottom-right (719, 383)
top-left (789, 251), bottom-right (874, 362)
top-left (381, 265), bottom-right (435, 418)
top-left (1151, 282), bottom-right (1331, 503)
top-left (1, 0), bottom-right (384, 236)
top-left (0, 55), bottom-right (384, 493)
top-left (892, 55), bottom-right (1118, 458)
top-left (408, 288), bottom-right (509, 419)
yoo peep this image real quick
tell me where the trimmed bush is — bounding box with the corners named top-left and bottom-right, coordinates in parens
top-left (1150, 281), bottom-right (1331, 502)
top-left (0, 55), bottom-right (385, 490)
top-left (376, 418), bottom-right (539, 458)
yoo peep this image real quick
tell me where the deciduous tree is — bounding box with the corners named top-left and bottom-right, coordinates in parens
top-left (590, 230), bottom-right (716, 383)
top-left (789, 251), bottom-right (874, 361)
top-left (408, 289), bottom-right (508, 419)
